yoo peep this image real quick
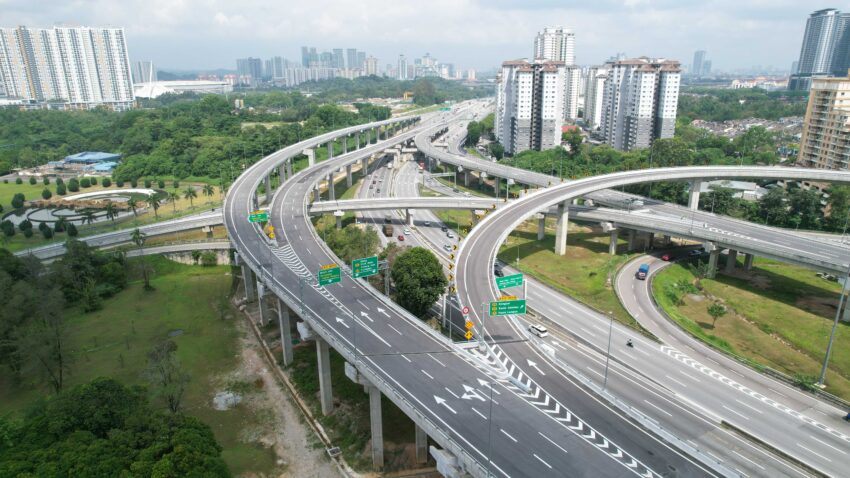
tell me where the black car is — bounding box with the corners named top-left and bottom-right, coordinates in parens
top-left (494, 265), bottom-right (504, 277)
top-left (441, 225), bottom-right (448, 232)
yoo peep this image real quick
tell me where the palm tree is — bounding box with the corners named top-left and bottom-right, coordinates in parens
top-left (202, 184), bottom-right (214, 204)
top-left (168, 191), bottom-right (179, 212)
top-left (183, 187), bottom-right (197, 208)
top-left (129, 200), bottom-right (138, 218)
top-left (82, 210), bottom-right (96, 225)
top-left (146, 194), bottom-right (160, 219)
top-left (104, 201), bottom-right (117, 222)
top-left (131, 228), bottom-right (152, 290)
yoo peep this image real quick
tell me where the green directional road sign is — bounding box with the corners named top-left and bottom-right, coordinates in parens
top-left (489, 299), bottom-right (526, 317)
top-left (496, 273), bottom-right (523, 289)
top-left (317, 264), bottom-right (341, 286)
top-left (351, 255), bottom-right (379, 279)
top-left (248, 210), bottom-right (269, 223)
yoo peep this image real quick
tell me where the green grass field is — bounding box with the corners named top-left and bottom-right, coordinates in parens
top-left (653, 258), bottom-right (850, 400)
top-left (0, 257), bottom-right (279, 475)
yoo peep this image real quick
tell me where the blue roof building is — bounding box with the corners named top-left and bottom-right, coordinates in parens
top-left (64, 152), bottom-right (121, 164)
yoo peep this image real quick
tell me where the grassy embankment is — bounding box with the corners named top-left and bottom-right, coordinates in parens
top-left (0, 257), bottom-right (281, 475)
top-left (653, 257), bottom-right (850, 400)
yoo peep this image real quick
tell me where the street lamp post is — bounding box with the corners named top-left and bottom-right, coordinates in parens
top-left (818, 261), bottom-right (850, 387)
top-left (602, 311), bottom-right (614, 391)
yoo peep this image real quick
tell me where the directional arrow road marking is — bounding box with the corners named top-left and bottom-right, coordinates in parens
top-left (335, 317), bottom-right (350, 328)
top-left (477, 378), bottom-right (501, 395)
top-left (461, 384), bottom-right (486, 402)
top-left (527, 359), bottom-right (546, 375)
top-left (434, 395), bottom-right (457, 414)
top-left (360, 311), bottom-right (373, 322)
top-left (376, 307), bottom-right (390, 318)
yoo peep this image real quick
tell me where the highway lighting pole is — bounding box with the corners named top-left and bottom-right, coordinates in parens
top-left (602, 311), bottom-right (614, 391)
top-left (486, 380), bottom-right (495, 478)
top-left (818, 261), bottom-right (850, 387)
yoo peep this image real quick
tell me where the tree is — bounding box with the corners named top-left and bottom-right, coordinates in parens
top-left (42, 176), bottom-right (50, 185)
top-left (562, 129), bottom-right (583, 159)
top-left (200, 251), bottom-right (217, 266)
top-left (90, 176), bottom-right (97, 185)
top-left (144, 340), bottom-right (190, 413)
top-left (0, 220), bottom-right (15, 237)
top-left (157, 179), bottom-right (165, 188)
top-left (28, 176), bottom-right (36, 185)
top-left (15, 177), bottom-right (21, 184)
top-left (10, 193), bottom-right (25, 209)
top-left (701, 186), bottom-right (736, 215)
top-left (707, 302), bottom-right (727, 327)
top-left (202, 184), bottom-right (215, 204)
top-left (465, 121), bottom-right (482, 147)
top-left (101, 177), bottom-right (111, 187)
top-left (789, 188), bottom-right (823, 230)
top-left (104, 201), bottom-right (117, 221)
top-left (488, 142), bottom-right (505, 160)
top-left (131, 228), bottom-right (152, 290)
top-left (390, 247), bottom-right (447, 317)
top-left (173, 180), bottom-right (180, 188)
top-left (12, 288), bottom-right (68, 392)
top-left (182, 187), bottom-right (197, 207)
top-left (759, 187), bottom-right (787, 226)
top-left (146, 194), bottom-right (160, 219)
top-left (41, 188), bottom-right (52, 200)
top-left (56, 182), bottom-right (66, 195)
top-left (144, 179), bottom-right (152, 188)
top-left (40, 225), bottom-right (53, 239)
top-left (54, 217), bottom-right (67, 233)
top-left (412, 78), bottom-right (438, 106)
top-left (82, 210), bottom-right (96, 225)
top-left (66, 223), bottom-right (78, 237)
top-left (68, 178), bottom-right (79, 192)
top-left (80, 177), bottom-right (91, 188)
top-left (168, 191), bottom-right (180, 212)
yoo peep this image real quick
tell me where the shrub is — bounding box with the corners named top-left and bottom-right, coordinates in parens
top-left (116, 179), bottom-right (124, 187)
top-left (68, 178), bottom-right (79, 192)
top-left (90, 176), bottom-right (98, 185)
top-left (55, 177), bottom-right (64, 185)
top-left (102, 177), bottom-right (112, 187)
top-left (144, 179), bottom-right (152, 188)
top-left (200, 251), bottom-right (218, 267)
top-left (3, 179), bottom-right (8, 184)
top-left (28, 176), bottom-right (36, 185)
top-left (11, 193), bottom-right (25, 209)
top-left (173, 180), bottom-right (180, 188)
top-left (0, 220), bottom-right (15, 237)
top-left (67, 223), bottom-right (79, 237)
top-left (80, 177), bottom-right (91, 188)
top-left (43, 177), bottom-right (50, 185)
top-left (41, 188), bottom-right (52, 200)
top-left (15, 177), bottom-right (22, 184)
top-left (158, 179), bottom-right (165, 189)
top-left (22, 228), bottom-right (33, 238)
top-left (18, 219), bottom-right (32, 231)
top-left (56, 183), bottom-right (67, 195)
top-left (130, 179), bottom-right (138, 188)
top-left (40, 226), bottom-right (53, 239)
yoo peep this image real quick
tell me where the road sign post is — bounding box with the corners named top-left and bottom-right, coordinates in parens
top-left (495, 273), bottom-right (523, 290)
top-left (488, 299), bottom-right (526, 317)
top-left (351, 255), bottom-right (379, 279)
top-left (317, 264), bottom-right (341, 286)
top-left (248, 210), bottom-right (269, 223)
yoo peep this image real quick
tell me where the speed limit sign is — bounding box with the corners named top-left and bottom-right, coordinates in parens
top-left (462, 306), bottom-right (470, 315)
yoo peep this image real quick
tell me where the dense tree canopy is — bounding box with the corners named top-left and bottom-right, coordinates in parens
top-left (677, 87), bottom-right (808, 122)
top-left (391, 247), bottom-right (447, 317)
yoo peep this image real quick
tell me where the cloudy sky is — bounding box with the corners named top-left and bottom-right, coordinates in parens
top-left (1, 0), bottom-right (821, 72)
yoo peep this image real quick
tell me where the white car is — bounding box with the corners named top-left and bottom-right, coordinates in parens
top-left (528, 324), bottom-right (549, 338)
top-left (403, 228), bottom-right (411, 235)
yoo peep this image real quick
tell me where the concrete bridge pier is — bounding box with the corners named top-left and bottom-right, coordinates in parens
top-left (286, 160), bottom-right (293, 178)
top-left (405, 209), bottom-right (414, 226)
top-left (239, 261), bottom-right (256, 303)
top-left (609, 229), bottom-right (619, 255)
top-left (343, 135), bottom-right (348, 154)
top-left (554, 201), bottom-right (569, 256)
top-left (355, 132), bottom-right (360, 149)
top-left (263, 176), bottom-right (272, 203)
top-left (278, 164), bottom-right (287, 184)
top-left (328, 173), bottom-right (335, 200)
top-left (662, 235), bottom-right (671, 246)
top-left (464, 170), bottom-right (470, 187)
top-left (706, 244), bottom-right (719, 279)
top-left (317, 337), bottom-right (333, 415)
top-left (368, 385), bottom-right (384, 469)
top-left (346, 164), bottom-right (353, 187)
top-left (277, 298), bottom-right (294, 366)
top-left (536, 213), bottom-right (546, 240)
top-left (627, 229), bottom-right (636, 251)
top-left (304, 148), bottom-right (315, 167)
top-left (415, 424), bottom-right (428, 464)
top-left (251, 193), bottom-right (259, 211)
top-left (648, 232), bottom-right (655, 250)
top-left (361, 157), bottom-right (369, 176)
top-left (688, 180), bottom-right (702, 210)
top-left (744, 253), bottom-right (754, 271)
top-left (725, 249), bottom-right (738, 273)
top-left (313, 184), bottom-right (320, 203)
top-left (327, 140), bottom-right (334, 160)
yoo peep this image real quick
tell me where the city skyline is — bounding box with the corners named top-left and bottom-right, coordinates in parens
top-left (0, 0), bottom-right (824, 73)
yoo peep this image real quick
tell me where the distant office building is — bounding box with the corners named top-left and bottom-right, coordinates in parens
top-left (533, 25), bottom-right (579, 121)
top-left (398, 54), bottom-right (408, 80)
top-left (332, 48), bottom-right (344, 69)
top-left (357, 52), bottom-right (366, 70)
top-left (346, 48), bottom-right (358, 70)
top-left (132, 61), bottom-right (157, 84)
top-left (495, 60), bottom-right (566, 154)
top-left (0, 25), bottom-right (134, 110)
top-left (799, 73), bottom-right (850, 170)
top-left (584, 66), bottom-right (608, 130)
top-left (599, 57), bottom-right (681, 151)
top-left (692, 50), bottom-right (707, 77)
top-left (702, 60), bottom-right (712, 75)
top-left (236, 57), bottom-right (263, 85)
top-left (790, 8), bottom-right (850, 91)
top-left (365, 56), bottom-right (379, 75)
top-left (467, 69), bottom-right (476, 81)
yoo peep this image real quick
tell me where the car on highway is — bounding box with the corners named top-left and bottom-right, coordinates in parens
top-left (443, 244), bottom-right (452, 251)
top-left (661, 253), bottom-right (671, 261)
top-left (384, 216), bottom-right (392, 224)
top-left (688, 248), bottom-right (705, 257)
top-left (446, 231), bottom-right (454, 238)
top-left (424, 221), bottom-right (431, 227)
top-left (403, 228), bottom-right (411, 235)
top-left (528, 324), bottom-right (549, 338)
top-left (441, 225), bottom-right (448, 232)
top-left (494, 265), bottom-right (504, 277)
top-left (397, 235), bottom-right (405, 241)
top-left (636, 263), bottom-right (650, 280)
top-left (376, 188), bottom-right (381, 193)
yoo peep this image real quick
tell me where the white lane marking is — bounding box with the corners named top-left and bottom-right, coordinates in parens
top-left (664, 374), bottom-right (688, 388)
top-left (735, 468), bottom-right (750, 478)
top-left (732, 450), bottom-right (767, 470)
top-left (401, 354), bottom-right (412, 363)
top-left (734, 399), bottom-right (764, 415)
top-left (500, 428), bottom-right (518, 443)
top-left (356, 299), bottom-right (370, 310)
top-left (444, 387), bottom-right (459, 399)
top-left (585, 366), bottom-right (605, 379)
top-left (387, 323), bottom-right (403, 335)
top-left (679, 370), bottom-right (702, 383)
top-left (579, 326), bottom-right (596, 338)
top-left (722, 405), bottom-right (750, 421)
top-left (429, 354), bottom-right (448, 367)
top-left (471, 407), bottom-right (488, 420)
top-left (306, 248), bottom-right (312, 255)
top-left (643, 400), bottom-right (673, 417)
top-left (808, 435), bottom-right (847, 455)
top-left (420, 369), bottom-right (434, 380)
top-left (538, 432), bottom-right (569, 455)
top-left (768, 388), bottom-right (789, 399)
top-left (533, 454), bottom-right (553, 469)
top-left (550, 340), bottom-right (567, 350)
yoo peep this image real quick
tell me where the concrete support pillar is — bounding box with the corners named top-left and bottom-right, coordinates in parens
top-left (286, 160), bottom-right (293, 178)
top-left (648, 232), bottom-right (655, 250)
top-left (313, 185), bottom-right (320, 202)
top-left (725, 249), bottom-right (738, 274)
top-left (405, 209), bottom-right (413, 226)
top-left (343, 136), bottom-right (348, 154)
top-left (257, 282), bottom-right (270, 325)
top-left (356, 133), bottom-right (360, 149)
top-left (277, 298), bottom-right (293, 366)
top-left (361, 157), bottom-right (369, 176)
top-left (346, 164), bottom-right (353, 187)
top-left (264, 176), bottom-right (271, 203)
top-left (707, 249), bottom-right (719, 279)
top-left (464, 170), bottom-right (470, 187)
top-left (328, 173), bottom-right (335, 200)
top-left (537, 214), bottom-right (546, 241)
top-left (369, 386), bottom-right (384, 469)
top-left (554, 201), bottom-right (569, 256)
top-left (663, 235), bottom-right (671, 246)
top-left (317, 337), bottom-right (333, 415)
top-left (279, 164), bottom-right (287, 184)
top-left (241, 265), bottom-right (256, 302)
top-left (415, 425), bottom-right (428, 464)
top-left (251, 193), bottom-right (259, 211)
top-left (689, 180), bottom-right (702, 211)
top-left (609, 229), bottom-right (619, 255)
top-left (327, 141), bottom-right (334, 160)
top-left (304, 148), bottom-right (315, 167)
top-left (744, 253), bottom-right (754, 271)
top-left (627, 229), bottom-right (636, 251)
